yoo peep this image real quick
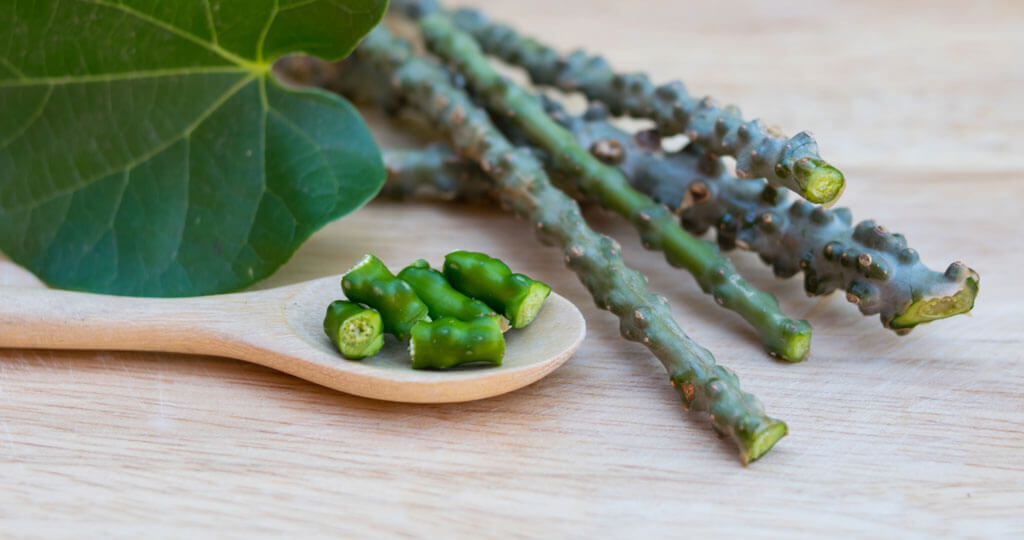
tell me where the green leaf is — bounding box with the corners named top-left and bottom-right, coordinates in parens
top-left (0, 0), bottom-right (388, 296)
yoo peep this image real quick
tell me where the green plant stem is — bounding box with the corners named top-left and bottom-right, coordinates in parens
top-left (353, 25), bottom-right (787, 463)
top-left (380, 146), bottom-right (493, 203)
top-left (409, 316), bottom-right (505, 369)
top-left (342, 253), bottom-right (431, 340)
top-left (549, 102), bottom-right (979, 331)
top-left (443, 250), bottom-right (551, 329)
top-left (398, 259), bottom-right (504, 324)
top-left (323, 300), bottom-right (384, 359)
top-left (391, 0), bottom-right (844, 205)
top-left (366, 104), bottom-right (977, 332)
top-left (290, 47), bottom-right (976, 331)
top-left (416, 13), bottom-right (812, 362)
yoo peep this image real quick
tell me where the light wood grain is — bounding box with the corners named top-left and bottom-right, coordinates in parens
top-left (1, 0), bottom-right (1022, 538)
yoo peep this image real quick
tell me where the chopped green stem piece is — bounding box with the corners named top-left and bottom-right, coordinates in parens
top-left (409, 317), bottom-right (505, 369)
top-left (443, 250), bottom-right (550, 329)
top-left (398, 259), bottom-right (510, 331)
top-left (323, 300), bottom-right (384, 359)
top-left (417, 3), bottom-right (845, 204)
top-left (350, 25), bottom-right (786, 463)
top-left (416, 13), bottom-right (811, 362)
top-left (342, 254), bottom-right (431, 340)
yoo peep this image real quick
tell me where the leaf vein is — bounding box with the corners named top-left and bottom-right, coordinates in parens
top-left (280, 0), bottom-right (320, 12)
top-left (266, 106), bottom-right (344, 208)
top-left (12, 74), bottom-right (256, 214)
top-left (257, 0), bottom-right (281, 64)
top-left (0, 57), bottom-right (27, 80)
top-left (0, 84), bottom-right (54, 149)
top-left (0, 67), bottom-right (251, 88)
top-left (81, 0), bottom-right (253, 68)
top-left (201, 0), bottom-right (218, 45)
top-left (90, 169), bottom-right (131, 286)
top-left (167, 135), bottom-right (192, 283)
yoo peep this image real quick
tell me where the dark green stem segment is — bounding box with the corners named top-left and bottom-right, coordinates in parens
top-left (352, 25), bottom-right (786, 463)
top-left (323, 300), bottom-right (384, 359)
top-left (417, 13), bottom-right (812, 362)
top-left (393, 1), bottom-right (844, 205)
top-left (409, 316), bottom-right (505, 369)
top-left (442, 250), bottom-right (550, 329)
top-left (342, 254), bottom-right (431, 340)
top-left (398, 259), bottom-right (510, 331)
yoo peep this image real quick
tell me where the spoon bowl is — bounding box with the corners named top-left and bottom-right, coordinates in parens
top-left (0, 275), bottom-right (586, 403)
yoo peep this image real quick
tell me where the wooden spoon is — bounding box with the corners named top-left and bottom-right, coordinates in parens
top-left (0, 275), bottom-right (586, 403)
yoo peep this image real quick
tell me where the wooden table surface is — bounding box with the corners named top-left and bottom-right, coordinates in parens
top-left (2, 1), bottom-right (1022, 537)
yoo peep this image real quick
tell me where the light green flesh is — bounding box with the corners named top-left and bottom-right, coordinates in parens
top-left (781, 332), bottom-right (811, 364)
top-left (890, 277), bottom-right (979, 329)
top-left (338, 313), bottom-right (383, 359)
top-left (802, 165), bottom-right (845, 205)
top-left (510, 282), bottom-right (551, 328)
top-left (746, 422), bottom-right (788, 464)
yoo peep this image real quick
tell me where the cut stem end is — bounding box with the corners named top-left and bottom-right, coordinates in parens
top-left (510, 281), bottom-right (552, 328)
top-left (764, 320), bottom-right (812, 363)
top-left (741, 420), bottom-right (788, 465)
top-left (337, 311), bottom-right (384, 359)
top-left (797, 162), bottom-right (845, 205)
top-left (889, 271), bottom-right (979, 330)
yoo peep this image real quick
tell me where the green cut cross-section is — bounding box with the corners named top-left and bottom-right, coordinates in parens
top-left (0, 0), bottom-right (387, 296)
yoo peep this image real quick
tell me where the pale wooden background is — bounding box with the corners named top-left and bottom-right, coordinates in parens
top-left (2, 0), bottom-right (1022, 537)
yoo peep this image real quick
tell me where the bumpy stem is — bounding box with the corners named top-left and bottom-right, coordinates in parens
top-left (399, 259), bottom-right (511, 331)
top-left (342, 253), bottom-right (431, 340)
top-left (409, 316), bottom-right (505, 369)
top-left (381, 146), bottom-right (494, 203)
top-left (416, 13), bottom-right (812, 362)
top-left (354, 25), bottom-right (786, 463)
top-left (398, 259), bottom-right (503, 322)
top-left (369, 99), bottom-right (978, 331)
top-left (391, 1), bottom-right (844, 205)
top-left (380, 145), bottom-right (491, 199)
top-left (547, 102), bottom-right (979, 331)
top-left (443, 250), bottom-right (551, 329)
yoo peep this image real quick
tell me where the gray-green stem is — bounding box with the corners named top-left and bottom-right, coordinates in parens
top-left (370, 105), bottom-right (977, 332)
top-left (353, 25), bottom-right (787, 463)
top-left (416, 12), bottom-right (812, 362)
top-left (391, 0), bottom-right (844, 205)
top-left (279, 50), bottom-right (978, 332)
top-left (548, 100), bottom-right (979, 331)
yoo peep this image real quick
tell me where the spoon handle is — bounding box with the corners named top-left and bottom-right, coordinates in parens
top-left (0, 287), bottom-right (247, 355)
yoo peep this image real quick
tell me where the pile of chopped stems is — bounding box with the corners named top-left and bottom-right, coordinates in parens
top-left (276, 2), bottom-right (979, 463)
